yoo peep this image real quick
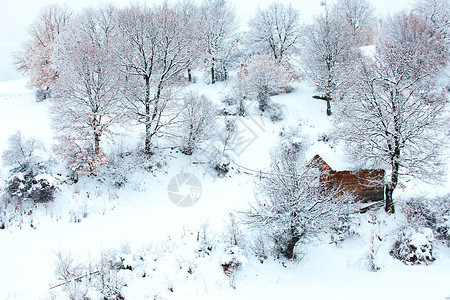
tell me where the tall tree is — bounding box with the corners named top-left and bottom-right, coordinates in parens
top-left (117, 3), bottom-right (197, 154)
top-left (243, 150), bottom-right (355, 259)
top-left (300, 4), bottom-right (358, 115)
top-left (333, 0), bottom-right (376, 45)
top-left (248, 2), bottom-right (301, 66)
top-left (15, 5), bottom-right (72, 95)
top-left (199, 0), bottom-right (238, 84)
top-left (336, 12), bottom-right (449, 214)
top-left (51, 6), bottom-right (126, 175)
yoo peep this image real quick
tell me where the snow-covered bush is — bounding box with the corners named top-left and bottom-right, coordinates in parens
top-left (402, 195), bottom-right (450, 246)
top-left (330, 215), bottom-right (358, 244)
top-left (277, 124), bottom-right (309, 157)
top-left (243, 150), bottom-right (356, 259)
top-left (177, 92), bottom-right (218, 155)
top-left (95, 250), bottom-right (126, 299)
top-left (202, 117), bottom-right (236, 177)
top-left (2, 132), bottom-right (56, 204)
top-left (266, 102), bottom-right (285, 122)
top-left (2, 131), bottom-right (50, 175)
top-left (250, 232), bottom-right (269, 263)
top-left (225, 213), bottom-right (243, 247)
top-left (52, 249), bottom-right (127, 299)
top-left (53, 137), bottom-right (109, 176)
top-left (105, 146), bottom-right (165, 188)
top-left (6, 173), bottom-right (57, 203)
top-left (35, 88), bottom-right (51, 102)
top-left (0, 194), bottom-right (35, 230)
top-left (54, 250), bottom-right (89, 299)
top-left (221, 246), bottom-right (246, 289)
top-left (196, 222), bottom-right (214, 257)
top-left (390, 227), bottom-right (436, 265)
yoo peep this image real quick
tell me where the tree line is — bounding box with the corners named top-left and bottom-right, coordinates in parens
top-left (15, 0), bottom-right (450, 215)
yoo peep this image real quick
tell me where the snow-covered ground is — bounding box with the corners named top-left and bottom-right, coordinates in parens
top-left (0, 76), bottom-right (449, 299)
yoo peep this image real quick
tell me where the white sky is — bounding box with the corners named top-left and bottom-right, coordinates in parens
top-left (0, 0), bottom-right (412, 81)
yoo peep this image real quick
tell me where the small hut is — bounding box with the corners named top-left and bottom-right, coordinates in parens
top-left (310, 155), bottom-right (385, 202)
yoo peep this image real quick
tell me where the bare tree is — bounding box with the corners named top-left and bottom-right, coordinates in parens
top-left (333, 0), bottom-right (376, 45)
top-left (117, 3), bottom-right (197, 154)
top-left (177, 92), bottom-right (218, 155)
top-left (51, 6), bottom-right (126, 175)
top-left (15, 4), bottom-right (72, 96)
top-left (248, 2), bottom-right (301, 66)
top-left (243, 151), bottom-right (355, 259)
top-left (199, 0), bottom-right (239, 84)
top-left (300, 4), bottom-right (358, 116)
top-left (336, 12), bottom-right (449, 214)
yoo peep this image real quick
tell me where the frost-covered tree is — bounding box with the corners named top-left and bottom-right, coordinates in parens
top-left (117, 3), bottom-right (197, 154)
top-left (177, 92), bottom-right (218, 155)
top-left (333, 0), bottom-right (375, 45)
top-left (336, 12), bottom-right (449, 214)
top-left (51, 6), bottom-right (126, 175)
top-left (243, 151), bottom-right (355, 259)
top-left (414, 0), bottom-right (450, 48)
top-left (199, 0), bottom-right (239, 84)
top-left (300, 4), bottom-right (358, 116)
top-left (248, 2), bottom-right (301, 66)
top-left (236, 54), bottom-right (291, 112)
top-left (15, 4), bottom-right (72, 96)
top-left (2, 132), bottom-right (47, 175)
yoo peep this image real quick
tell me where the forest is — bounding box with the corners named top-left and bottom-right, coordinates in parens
top-left (0, 0), bottom-right (449, 298)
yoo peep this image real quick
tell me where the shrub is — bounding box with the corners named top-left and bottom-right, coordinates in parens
top-left (266, 103), bottom-right (285, 122)
top-left (7, 173), bottom-right (57, 203)
top-left (402, 195), bottom-right (450, 246)
top-left (390, 227), bottom-right (435, 265)
top-left (221, 246), bottom-right (246, 289)
top-left (2, 132), bottom-right (57, 205)
top-left (35, 88), bottom-right (51, 102)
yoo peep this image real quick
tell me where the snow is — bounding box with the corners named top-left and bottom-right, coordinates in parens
top-left (411, 232), bottom-right (431, 247)
top-left (0, 73), bottom-right (449, 299)
top-left (0, 1), bottom-right (449, 298)
top-left (34, 173), bottom-right (55, 183)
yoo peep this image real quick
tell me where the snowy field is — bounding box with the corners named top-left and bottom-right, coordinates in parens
top-left (1, 0), bottom-right (450, 299)
top-left (0, 76), bottom-right (449, 299)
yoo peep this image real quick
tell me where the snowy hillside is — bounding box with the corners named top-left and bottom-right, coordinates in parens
top-left (1, 0), bottom-right (450, 299)
top-left (0, 74), bottom-right (449, 299)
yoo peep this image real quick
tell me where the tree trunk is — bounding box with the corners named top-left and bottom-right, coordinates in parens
top-left (238, 97), bottom-right (246, 116)
top-left (326, 97), bottom-right (332, 116)
top-left (384, 185), bottom-right (395, 214)
top-left (144, 75), bottom-right (152, 155)
top-left (258, 86), bottom-right (269, 112)
top-left (94, 132), bottom-right (100, 154)
top-left (93, 115), bottom-right (100, 153)
top-left (385, 147), bottom-right (400, 214)
top-left (283, 236), bottom-right (300, 259)
top-left (211, 58), bottom-right (215, 84)
top-left (283, 228), bottom-right (301, 259)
